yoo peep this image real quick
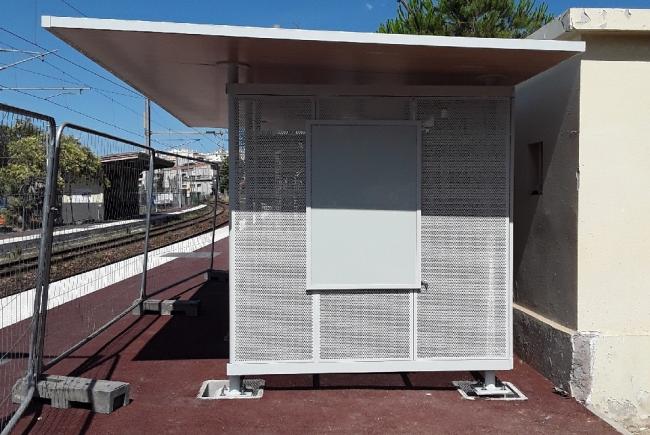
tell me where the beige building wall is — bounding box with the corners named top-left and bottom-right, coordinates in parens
top-left (513, 52), bottom-right (581, 396)
top-left (518, 9), bottom-right (650, 433)
top-left (577, 32), bottom-right (650, 430)
top-left (577, 33), bottom-right (650, 334)
top-left (514, 56), bottom-right (580, 330)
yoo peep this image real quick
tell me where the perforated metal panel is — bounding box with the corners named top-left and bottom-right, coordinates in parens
top-left (319, 291), bottom-right (411, 360)
top-left (230, 92), bottom-right (511, 368)
top-left (416, 98), bottom-right (510, 359)
top-left (318, 97), bottom-right (411, 121)
top-left (231, 96), bottom-right (313, 361)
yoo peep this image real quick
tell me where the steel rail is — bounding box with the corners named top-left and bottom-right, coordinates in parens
top-left (0, 205), bottom-right (224, 278)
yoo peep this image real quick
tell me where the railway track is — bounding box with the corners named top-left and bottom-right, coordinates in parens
top-left (0, 203), bottom-right (228, 279)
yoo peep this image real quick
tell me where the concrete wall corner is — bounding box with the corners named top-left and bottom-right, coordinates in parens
top-left (570, 331), bottom-right (598, 403)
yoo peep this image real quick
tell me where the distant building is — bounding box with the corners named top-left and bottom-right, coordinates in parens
top-left (61, 152), bottom-right (174, 224)
top-left (149, 147), bottom-right (224, 209)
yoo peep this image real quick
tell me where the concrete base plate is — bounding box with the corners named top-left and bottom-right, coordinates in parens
top-left (453, 380), bottom-right (527, 401)
top-left (197, 379), bottom-right (264, 400)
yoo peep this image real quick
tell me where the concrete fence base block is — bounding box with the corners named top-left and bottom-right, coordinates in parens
top-left (13, 375), bottom-right (130, 414)
top-left (161, 299), bottom-right (199, 316)
top-left (132, 298), bottom-right (162, 315)
top-left (132, 299), bottom-right (199, 316)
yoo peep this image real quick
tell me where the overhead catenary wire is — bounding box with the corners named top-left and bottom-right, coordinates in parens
top-left (1, 38), bottom-right (139, 100)
top-left (13, 0), bottom-right (226, 153)
top-left (0, 26), bottom-right (141, 97)
top-left (1, 83), bottom-right (145, 140)
top-left (1, 27), bottom-right (224, 151)
top-left (0, 49), bottom-right (57, 71)
top-left (11, 65), bottom-right (140, 98)
top-left (1, 36), bottom-right (177, 147)
top-left (58, 0), bottom-right (88, 17)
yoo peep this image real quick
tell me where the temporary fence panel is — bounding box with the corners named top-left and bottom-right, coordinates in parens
top-left (142, 150), bottom-right (223, 300)
top-left (0, 103), bottom-right (224, 432)
top-left (37, 124), bottom-right (153, 371)
top-left (228, 92), bottom-right (511, 375)
top-left (0, 103), bottom-right (56, 432)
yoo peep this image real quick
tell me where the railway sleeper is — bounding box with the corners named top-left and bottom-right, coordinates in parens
top-left (132, 298), bottom-right (200, 317)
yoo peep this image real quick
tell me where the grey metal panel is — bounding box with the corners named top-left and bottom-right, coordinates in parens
top-left (416, 97), bottom-right (510, 359)
top-left (308, 123), bottom-right (420, 289)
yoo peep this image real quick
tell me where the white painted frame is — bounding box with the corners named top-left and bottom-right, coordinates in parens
top-left (43, 16), bottom-right (586, 54)
top-left (228, 358), bottom-right (512, 376)
top-left (228, 83), bottom-right (514, 98)
top-left (305, 120), bottom-right (422, 291)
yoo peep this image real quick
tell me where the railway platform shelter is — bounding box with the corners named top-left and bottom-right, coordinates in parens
top-left (100, 152), bottom-right (174, 220)
top-left (43, 16), bottom-right (584, 395)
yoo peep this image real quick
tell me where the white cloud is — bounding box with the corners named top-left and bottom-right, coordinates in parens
top-left (365, 2), bottom-right (374, 10)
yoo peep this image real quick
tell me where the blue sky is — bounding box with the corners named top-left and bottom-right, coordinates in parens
top-left (1, 0), bottom-right (649, 151)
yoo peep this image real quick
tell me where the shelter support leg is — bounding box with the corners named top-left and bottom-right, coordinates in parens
top-left (483, 371), bottom-right (497, 390)
top-left (470, 370), bottom-right (511, 397)
top-left (228, 376), bottom-right (241, 395)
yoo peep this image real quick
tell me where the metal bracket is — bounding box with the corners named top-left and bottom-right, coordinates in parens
top-left (453, 371), bottom-right (527, 400)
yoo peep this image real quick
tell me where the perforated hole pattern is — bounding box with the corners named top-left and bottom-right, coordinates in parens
top-left (231, 96), bottom-right (510, 363)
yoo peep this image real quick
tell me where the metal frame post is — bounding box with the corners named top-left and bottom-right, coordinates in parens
top-left (139, 149), bottom-right (155, 301)
top-left (177, 155), bottom-right (182, 209)
top-left (33, 123), bottom-right (61, 376)
top-left (228, 375), bottom-right (241, 395)
top-left (139, 98), bottom-right (154, 301)
top-left (467, 370), bottom-right (512, 397)
top-left (209, 164), bottom-right (219, 272)
top-left (483, 371), bottom-right (497, 389)
top-left (1, 108), bottom-right (58, 435)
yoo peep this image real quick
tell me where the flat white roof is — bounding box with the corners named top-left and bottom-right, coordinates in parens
top-left (529, 8), bottom-right (650, 40)
top-left (43, 16), bottom-right (585, 128)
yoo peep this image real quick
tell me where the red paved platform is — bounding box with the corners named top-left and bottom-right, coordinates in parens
top-left (12, 235), bottom-right (615, 434)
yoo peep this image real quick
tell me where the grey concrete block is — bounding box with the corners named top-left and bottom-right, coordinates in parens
top-left (133, 298), bottom-right (199, 316)
top-left (132, 298), bottom-right (163, 315)
top-left (570, 332), bottom-right (598, 402)
top-left (13, 375), bottom-right (129, 414)
top-left (161, 299), bottom-right (199, 316)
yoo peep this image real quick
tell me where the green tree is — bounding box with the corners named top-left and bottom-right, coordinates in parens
top-left (0, 124), bottom-right (105, 230)
top-left (378, 0), bottom-right (553, 38)
top-left (0, 135), bottom-right (48, 230)
top-left (58, 135), bottom-right (105, 223)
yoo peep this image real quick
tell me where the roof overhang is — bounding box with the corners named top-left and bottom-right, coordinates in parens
top-left (43, 16), bottom-right (585, 128)
top-left (101, 152), bottom-right (174, 170)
